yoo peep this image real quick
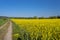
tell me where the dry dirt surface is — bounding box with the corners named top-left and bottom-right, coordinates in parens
top-left (4, 22), bottom-right (12, 40)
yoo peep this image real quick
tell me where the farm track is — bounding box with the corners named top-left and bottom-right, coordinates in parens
top-left (4, 22), bottom-right (12, 40)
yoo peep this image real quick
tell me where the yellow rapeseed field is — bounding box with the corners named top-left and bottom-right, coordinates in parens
top-left (11, 19), bottom-right (60, 40)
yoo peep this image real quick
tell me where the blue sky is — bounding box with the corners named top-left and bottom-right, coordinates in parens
top-left (0, 0), bottom-right (60, 17)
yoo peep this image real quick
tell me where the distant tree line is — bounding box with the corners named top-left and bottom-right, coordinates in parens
top-left (0, 16), bottom-right (8, 20)
top-left (0, 16), bottom-right (60, 19)
top-left (9, 16), bottom-right (60, 19)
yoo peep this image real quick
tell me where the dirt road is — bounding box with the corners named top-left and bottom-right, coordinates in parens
top-left (4, 22), bottom-right (12, 40)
